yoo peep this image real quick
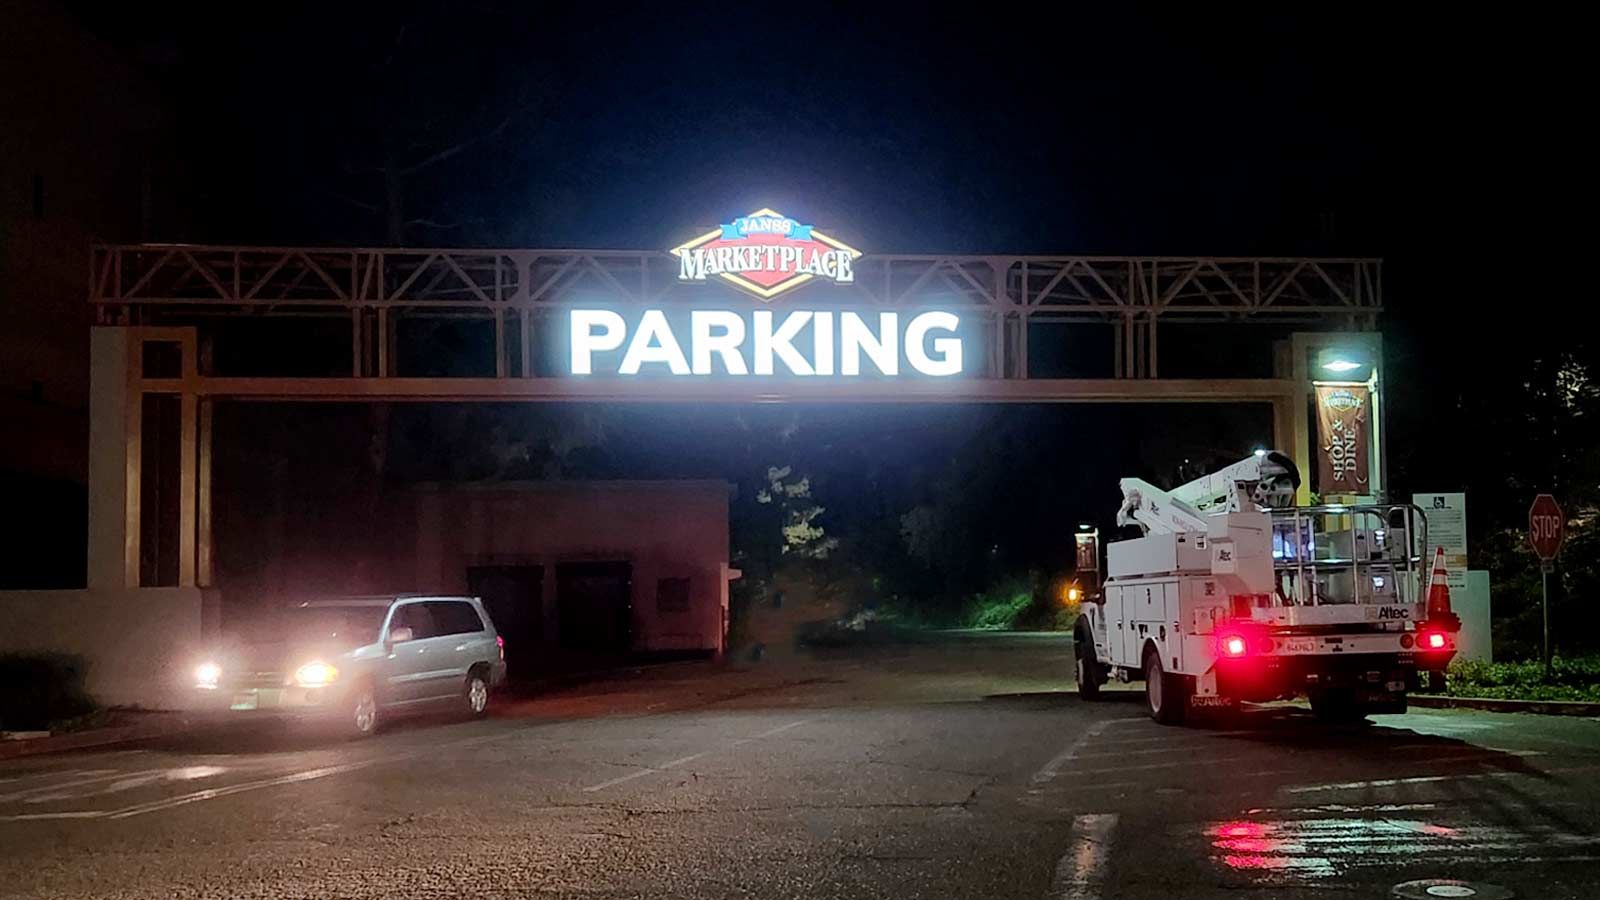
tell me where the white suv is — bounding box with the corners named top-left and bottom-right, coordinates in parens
top-left (192, 595), bottom-right (508, 737)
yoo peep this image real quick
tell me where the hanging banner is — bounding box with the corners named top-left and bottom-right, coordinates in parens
top-left (1074, 532), bottom-right (1099, 573)
top-left (1315, 385), bottom-right (1370, 495)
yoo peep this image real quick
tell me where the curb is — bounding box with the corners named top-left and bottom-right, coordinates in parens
top-left (1410, 694), bottom-right (1600, 717)
top-left (0, 713), bottom-right (200, 761)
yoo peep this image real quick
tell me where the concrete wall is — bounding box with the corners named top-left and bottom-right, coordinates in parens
top-left (1458, 570), bottom-right (1493, 663)
top-left (413, 481), bottom-right (731, 653)
top-left (0, 587), bottom-right (203, 708)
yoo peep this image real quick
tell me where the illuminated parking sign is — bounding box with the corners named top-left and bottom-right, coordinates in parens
top-left (568, 212), bottom-right (962, 377)
top-left (671, 208), bottom-right (861, 301)
top-left (569, 309), bottom-right (964, 378)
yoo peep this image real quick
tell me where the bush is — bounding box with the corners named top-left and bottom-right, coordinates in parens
top-left (966, 588), bottom-right (1035, 630)
top-left (0, 653), bottom-right (98, 731)
top-left (1444, 655), bottom-right (1600, 702)
top-left (962, 574), bottom-right (1075, 631)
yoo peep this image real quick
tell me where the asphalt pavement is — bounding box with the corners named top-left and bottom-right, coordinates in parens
top-left (2, 631), bottom-right (1598, 899)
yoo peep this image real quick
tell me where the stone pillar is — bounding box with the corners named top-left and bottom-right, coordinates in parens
top-left (87, 327), bottom-right (135, 589)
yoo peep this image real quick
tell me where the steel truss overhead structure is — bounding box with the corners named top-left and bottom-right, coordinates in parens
top-left (85, 244), bottom-right (1382, 590)
top-left (91, 245), bottom-right (1380, 380)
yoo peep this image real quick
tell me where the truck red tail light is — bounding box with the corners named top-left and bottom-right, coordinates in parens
top-left (1421, 631), bottom-right (1447, 650)
top-left (1221, 634), bottom-right (1248, 658)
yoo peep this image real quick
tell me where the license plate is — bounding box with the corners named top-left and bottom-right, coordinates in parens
top-left (1190, 695), bottom-right (1234, 708)
top-left (1283, 637), bottom-right (1318, 653)
top-left (230, 692), bottom-right (257, 710)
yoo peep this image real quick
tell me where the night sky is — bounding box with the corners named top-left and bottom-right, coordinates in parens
top-left (89, 4), bottom-right (1436, 254)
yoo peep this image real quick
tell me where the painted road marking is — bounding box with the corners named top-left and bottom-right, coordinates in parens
top-left (1030, 718), bottom-right (1141, 789)
top-left (0, 769), bottom-right (112, 789)
top-left (1049, 813), bottom-right (1117, 900)
top-left (1285, 763), bottom-right (1600, 795)
top-left (1090, 733), bottom-right (1211, 747)
top-left (1201, 814), bottom-right (1600, 882)
top-left (23, 766), bottom-right (232, 803)
top-left (0, 770), bottom-right (152, 804)
top-left (581, 719), bottom-right (811, 793)
top-left (1065, 747), bottom-right (1547, 781)
top-left (0, 729), bottom-right (527, 822)
top-left (1074, 745), bottom-right (1204, 759)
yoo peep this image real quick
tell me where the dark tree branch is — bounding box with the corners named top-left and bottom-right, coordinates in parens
top-left (389, 113), bottom-right (515, 176)
top-left (326, 190), bottom-right (381, 213)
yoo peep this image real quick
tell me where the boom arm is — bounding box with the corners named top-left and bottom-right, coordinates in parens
top-left (1116, 451), bottom-right (1301, 536)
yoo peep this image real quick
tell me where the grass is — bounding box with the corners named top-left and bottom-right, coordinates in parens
top-left (1443, 655), bottom-right (1600, 702)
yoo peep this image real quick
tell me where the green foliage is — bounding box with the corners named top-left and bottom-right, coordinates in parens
top-left (1393, 344), bottom-right (1600, 658)
top-left (966, 588), bottom-right (1036, 630)
top-left (0, 653), bottom-right (98, 731)
top-left (1444, 655), bottom-right (1600, 702)
top-left (962, 574), bottom-right (1074, 631)
top-left (756, 466), bottom-right (838, 559)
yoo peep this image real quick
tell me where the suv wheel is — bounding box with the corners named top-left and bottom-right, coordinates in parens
top-left (464, 669), bottom-right (490, 718)
top-left (349, 684), bottom-right (379, 738)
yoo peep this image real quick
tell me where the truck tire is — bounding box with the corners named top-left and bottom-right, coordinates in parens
top-left (1075, 626), bottom-right (1102, 700)
top-left (1143, 647), bottom-right (1189, 725)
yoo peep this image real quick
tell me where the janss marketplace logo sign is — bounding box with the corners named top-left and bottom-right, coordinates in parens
top-left (565, 210), bottom-right (964, 378)
top-left (671, 208), bottom-right (861, 301)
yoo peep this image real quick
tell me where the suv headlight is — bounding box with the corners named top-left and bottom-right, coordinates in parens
top-left (294, 662), bottom-right (339, 687)
top-left (195, 661), bottom-right (222, 688)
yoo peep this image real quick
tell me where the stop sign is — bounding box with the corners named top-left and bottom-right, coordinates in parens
top-left (1529, 494), bottom-right (1566, 561)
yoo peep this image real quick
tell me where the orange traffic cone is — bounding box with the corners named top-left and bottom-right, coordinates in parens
top-left (1425, 546), bottom-right (1460, 631)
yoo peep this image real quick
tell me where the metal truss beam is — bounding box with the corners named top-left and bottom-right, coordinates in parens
top-left (90, 245), bottom-right (1380, 380)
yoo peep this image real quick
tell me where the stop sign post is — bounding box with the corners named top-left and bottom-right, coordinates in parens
top-left (1528, 494), bottom-right (1565, 674)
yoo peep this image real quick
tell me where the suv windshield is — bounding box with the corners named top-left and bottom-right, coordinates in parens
top-left (286, 605), bottom-right (387, 649)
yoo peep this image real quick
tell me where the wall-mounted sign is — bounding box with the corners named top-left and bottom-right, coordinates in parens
top-left (569, 309), bottom-right (963, 377)
top-left (1315, 384), bottom-right (1370, 495)
top-left (671, 208), bottom-right (861, 301)
top-left (1414, 492), bottom-right (1467, 591)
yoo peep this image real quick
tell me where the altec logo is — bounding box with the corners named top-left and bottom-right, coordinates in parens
top-left (672, 208), bottom-right (861, 301)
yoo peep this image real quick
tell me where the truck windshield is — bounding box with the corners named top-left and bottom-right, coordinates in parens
top-left (287, 606), bottom-right (387, 649)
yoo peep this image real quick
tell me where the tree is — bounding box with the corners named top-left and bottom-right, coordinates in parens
top-left (756, 466), bottom-right (838, 560)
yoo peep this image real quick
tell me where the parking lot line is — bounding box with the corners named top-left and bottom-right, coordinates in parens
top-left (581, 718), bottom-right (811, 793)
top-left (1049, 813), bottom-right (1117, 900)
top-left (0, 727), bottom-right (531, 822)
top-left (0, 770), bottom-right (151, 804)
top-left (1285, 763), bottom-right (1600, 794)
top-left (1030, 718), bottom-right (1141, 789)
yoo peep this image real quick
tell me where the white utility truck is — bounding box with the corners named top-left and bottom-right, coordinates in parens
top-left (1075, 451), bottom-right (1458, 724)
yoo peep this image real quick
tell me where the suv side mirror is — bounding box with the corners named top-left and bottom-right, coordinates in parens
top-left (387, 626), bottom-right (414, 644)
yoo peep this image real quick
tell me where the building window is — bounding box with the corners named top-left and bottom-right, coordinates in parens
top-left (656, 577), bottom-right (690, 614)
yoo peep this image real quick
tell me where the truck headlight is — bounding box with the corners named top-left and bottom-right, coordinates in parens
top-left (294, 662), bottom-right (339, 687)
top-left (195, 661), bottom-right (222, 688)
